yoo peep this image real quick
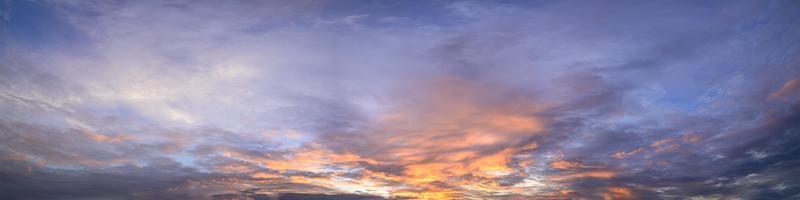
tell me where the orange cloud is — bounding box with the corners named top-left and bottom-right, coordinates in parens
top-left (262, 145), bottom-right (375, 172)
top-left (192, 76), bottom-right (552, 198)
top-left (651, 138), bottom-right (679, 153)
top-left (549, 170), bottom-right (617, 181)
top-left (768, 78), bottom-right (799, 100)
top-left (611, 148), bottom-right (644, 159)
top-left (78, 128), bottom-right (133, 143)
top-left (682, 132), bottom-right (702, 143)
top-left (332, 76), bottom-right (550, 197)
top-left (392, 189), bottom-right (458, 200)
top-left (603, 186), bottom-right (633, 200)
top-left (550, 160), bottom-right (584, 170)
top-left (650, 138), bottom-right (673, 147)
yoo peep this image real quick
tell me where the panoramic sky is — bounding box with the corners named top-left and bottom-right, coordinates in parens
top-left (1, 0), bottom-right (800, 199)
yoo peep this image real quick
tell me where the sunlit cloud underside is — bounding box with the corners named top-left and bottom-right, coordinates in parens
top-left (2, 0), bottom-right (800, 199)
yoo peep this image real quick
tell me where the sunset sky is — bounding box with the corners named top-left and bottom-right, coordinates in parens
top-left (2, 0), bottom-right (800, 199)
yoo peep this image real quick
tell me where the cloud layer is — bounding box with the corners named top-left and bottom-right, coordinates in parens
top-left (2, 0), bottom-right (800, 199)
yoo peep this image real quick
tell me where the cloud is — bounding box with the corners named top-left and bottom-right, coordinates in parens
top-left (2, 0), bottom-right (800, 199)
top-left (769, 77), bottom-right (800, 100)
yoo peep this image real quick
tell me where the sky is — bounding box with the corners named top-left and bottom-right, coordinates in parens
top-left (1, 0), bottom-right (800, 199)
